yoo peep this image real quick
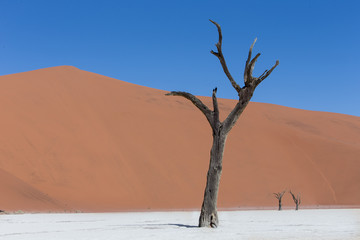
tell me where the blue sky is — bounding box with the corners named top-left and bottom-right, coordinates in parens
top-left (1, 0), bottom-right (359, 116)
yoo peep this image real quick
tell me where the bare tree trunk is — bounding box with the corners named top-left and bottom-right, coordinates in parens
top-left (278, 199), bottom-right (282, 211)
top-left (290, 190), bottom-right (301, 211)
top-left (274, 190), bottom-right (286, 211)
top-left (166, 20), bottom-right (279, 228)
top-left (198, 131), bottom-right (227, 227)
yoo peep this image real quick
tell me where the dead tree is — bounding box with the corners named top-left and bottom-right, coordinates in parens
top-left (289, 190), bottom-right (301, 210)
top-left (273, 190), bottom-right (286, 211)
top-left (166, 20), bottom-right (279, 228)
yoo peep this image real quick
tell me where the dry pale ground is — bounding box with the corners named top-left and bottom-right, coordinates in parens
top-left (1, 209), bottom-right (359, 240)
top-left (0, 66), bottom-right (360, 212)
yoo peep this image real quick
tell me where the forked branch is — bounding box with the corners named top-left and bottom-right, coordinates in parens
top-left (210, 19), bottom-right (279, 94)
top-left (166, 91), bottom-right (214, 128)
top-left (289, 190), bottom-right (300, 203)
top-left (244, 38), bottom-right (258, 86)
top-left (273, 190), bottom-right (286, 200)
top-left (209, 20), bottom-right (242, 95)
top-left (256, 60), bottom-right (280, 86)
top-left (289, 190), bottom-right (301, 210)
top-left (244, 39), bottom-right (279, 88)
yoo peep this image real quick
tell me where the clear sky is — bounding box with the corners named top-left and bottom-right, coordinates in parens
top-left (1, 0), bottom-right (359, 116)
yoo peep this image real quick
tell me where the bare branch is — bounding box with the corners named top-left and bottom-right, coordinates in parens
top-left (209, 20), bottom-right (222, 53)
top-left (289, 191), bottom-right (295, 200)
top-left (166, 91), bottom-right (214, 127)
top-left (244, 38), bottom-right (257, 85)
top-left (258, 69), bottom-right (268, 79)
top-left (222, 98), bottom-right (247, 134)
top-left (280, 190), bottom-right (286, 197)
top-left (273, 193), bottom-right (280, 199)
top-left (273, 190), bottom-right (286, 200)
top-left (212, 88), bottom-right (219, 116)
top-left (245, 38), bottom-right (257, 68)
top-left (290, 190), bottom-right (295, 201)
top-left (243, 38), bottom-right (279, 88)
top-left (256, 60), bottom-right (280, 85)
top-left (209, 19), bottom-right (242, 94)
top-left (212, 88), bottom-right (220, 132)
top-left (290, 190), bottom-right (301, 205)
top-left (222, 87), bottom-right (254, 133)
top-left (245, 53), bottom-right (261, 87)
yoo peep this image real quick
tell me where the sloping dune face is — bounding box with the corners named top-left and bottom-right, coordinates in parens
top-left (0, 66), bottom-right (359, 212)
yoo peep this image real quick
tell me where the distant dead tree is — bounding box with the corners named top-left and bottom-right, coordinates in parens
top-left (273, 190), bottom-right (286, 211)
top-left (166, 20), bottom-right (279, 228)
top-left (289, 190), bottom-right (301, 210)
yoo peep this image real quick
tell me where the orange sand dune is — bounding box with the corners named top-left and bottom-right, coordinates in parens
top-left (0, 168), bottom-right (66, 211)
top-left (0, 66), bottom-right (359, 212)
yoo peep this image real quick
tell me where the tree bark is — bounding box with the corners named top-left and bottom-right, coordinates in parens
top-left (278, 199), bottom-right (282, 211)
top-left (198, 129), bottom-right (227, 227)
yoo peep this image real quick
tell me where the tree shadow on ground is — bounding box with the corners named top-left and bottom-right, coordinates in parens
top-left (166, 223), bottom-right (198, 228)
top-left (139, 223), bottom-right (198, 229)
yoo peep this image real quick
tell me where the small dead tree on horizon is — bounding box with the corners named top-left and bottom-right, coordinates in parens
top-left (290, 190), bottom-right (301, 210)
top-left (166, 20), bottom-right (279, 228)
top-left (274, 190), bottom-right (286, 211)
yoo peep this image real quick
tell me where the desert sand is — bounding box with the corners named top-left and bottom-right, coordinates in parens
top-left (0, 66), bottom-right (359, 212)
